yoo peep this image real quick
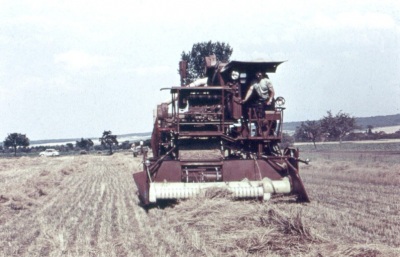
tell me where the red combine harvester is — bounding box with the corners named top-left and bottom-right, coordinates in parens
top-left (133, 55), bottom-right (310, 206)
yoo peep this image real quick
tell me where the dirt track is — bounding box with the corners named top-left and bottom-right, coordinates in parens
top-left (0, 152), bottom-right (399, 256)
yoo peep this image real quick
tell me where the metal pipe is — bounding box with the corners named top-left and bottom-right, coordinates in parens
top-left (148, 177), bottom-right (291, 203)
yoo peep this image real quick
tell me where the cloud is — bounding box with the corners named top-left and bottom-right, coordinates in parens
top-left (129, 65), bottom-right (174, 76)
top-left (0, 87), bottom-right (10, 102)
top-left (54, 50), bottom-right (110, 71)
top-left (340, 12), bottom-right (396, 29)
top-left (309, 11), bottom-right (397, 30)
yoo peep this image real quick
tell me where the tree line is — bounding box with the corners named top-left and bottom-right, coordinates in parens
top-left (4, 109), bottom-right (399, 156)
top-left (293, 110), bottom-right (400, 149)
top-left (1, 130), bottom-right (151, 157)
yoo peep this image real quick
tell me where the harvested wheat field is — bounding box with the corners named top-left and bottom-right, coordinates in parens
top-left (1, 146), bottom-right (400, 256)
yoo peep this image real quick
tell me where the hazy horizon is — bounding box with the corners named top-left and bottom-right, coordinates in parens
top-left (29, 113), bottom-right (400, 142)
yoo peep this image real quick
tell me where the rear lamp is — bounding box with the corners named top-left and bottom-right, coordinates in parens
top-left (275, 96), bottom-right (285, 107)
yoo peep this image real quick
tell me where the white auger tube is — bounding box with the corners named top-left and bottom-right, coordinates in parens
top-left (148, 177), bottom-right (291, 203)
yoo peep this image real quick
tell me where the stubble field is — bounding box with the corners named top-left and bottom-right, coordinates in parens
top-left (0, 142), bottom-right (399, 256)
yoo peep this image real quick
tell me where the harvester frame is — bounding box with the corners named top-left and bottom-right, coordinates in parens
top-left (133, 55), bottom-right (309, 206)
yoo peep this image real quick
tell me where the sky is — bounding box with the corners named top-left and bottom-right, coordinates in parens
top-left (0, 0), bottom-right (399, 140)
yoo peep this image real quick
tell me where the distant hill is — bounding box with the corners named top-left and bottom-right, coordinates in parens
top-left (355, 114), bottom-right (400, 129)
top-left (283, 121), bottom-right (302, 132)
top-left (284, 113), bottom-right (400, 132)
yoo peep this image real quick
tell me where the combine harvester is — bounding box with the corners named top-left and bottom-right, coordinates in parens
top-left (133, 55), bottom-right (310, 206)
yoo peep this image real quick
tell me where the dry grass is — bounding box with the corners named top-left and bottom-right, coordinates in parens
top-left (149, 197), bottom-right (319, 256)
top-left (0, 147), bottom-right (400, 256)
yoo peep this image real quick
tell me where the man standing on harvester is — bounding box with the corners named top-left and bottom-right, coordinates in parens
top-left (241, 71), bottom-right (275, 112)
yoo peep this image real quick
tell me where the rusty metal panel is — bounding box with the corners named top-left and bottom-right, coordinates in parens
top-left (133, 171), bottom-right (149, 204)
top-left (223, 160), bottom-right (284, 181)
top-left (153, 161), bottom-right (182, 182)
top-left (264, 111), bottom-right (281, 120)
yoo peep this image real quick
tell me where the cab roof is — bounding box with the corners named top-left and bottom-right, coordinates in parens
top-left (220, 60), bottom-right (285, 75)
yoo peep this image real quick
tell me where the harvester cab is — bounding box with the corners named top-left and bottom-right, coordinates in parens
top-left (133, 55), bottom-right (310, 206)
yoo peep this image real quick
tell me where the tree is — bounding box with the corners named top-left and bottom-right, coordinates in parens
top-left (280, 132), bottom-right (295, 149)
top-left (320, 111), bottom-right (358, 144)
top-left (76, 138), bottom-right (94, 151)
top-left (366, 125), bottom-right (374, 134)
top-left (99, 131), bottom-right (118, 154)
top-left (294, 120), bottom-right (322, 149)
top-left (180, 41), bottom-right (233, 85)
top-left (3, 133), bottom-right (30, 156)
top-left (119, 140), bottom-right (132, 150)
top-left (66, 143), bottom-right (74, 151)
top-left (294, 124), bottom-right (308, 142)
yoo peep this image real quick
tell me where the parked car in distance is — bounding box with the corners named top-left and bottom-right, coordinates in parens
top-left (39, 149), bottom-right (60, 157)
top-left (132, 146), bottom-right (149, 157)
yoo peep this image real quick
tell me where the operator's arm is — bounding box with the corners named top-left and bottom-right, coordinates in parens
top-left (188, 77), bottom-right (208, 87)
top-left (267, 85), bottom-right (275, 105)
top-left (242, 85), bottom-right (254, 104)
